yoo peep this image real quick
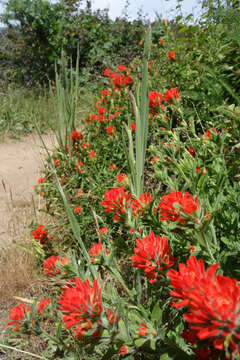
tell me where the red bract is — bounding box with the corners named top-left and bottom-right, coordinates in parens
top-left (117, 64), bottom-right (126, 72)
top-left (168, 51), bottom-right (176, 61)
top-left (188, 146), bottom-right (196, 157)
top-left (162, 88), bottom-right (180, 104)
top-left (149, 91), bottom-right (162, 108)
top-left (131, 122), bottom-right (136, 131)
top-left (38, 177), bottom-right (45, 184)
top-left (120, 346), bottom-right (128, 355)
top-left (74, 206), bottom-right (82, 214)
top-left (98, 106), bottom-right (107, 115)
top-left (115, 173), bottom-right (128, 185)
top-left (138, 323), bottom-right (149, 337)
top-left (158, 190), bottom-right (200, 224)
top-left (32, 224), bottom-right (49, 245)
top-left (89, 242), bottom-right (110, 262)
top-left (72, 130), bottom-right (82, 142)
top-left (89, 150), bottom-right (96, 159)
top-left (139, 193), bottom-right (152, 207)
top-left (101, 187), bottom-right (132, 221)
top-left (106, 125), bottom-right (115, 134)
top-left (168, 256), bottom-right (240, 356)
top-left (59, 279), bottom-right (102, 340)
top-left (132, 232), bottom-right (175, 283)
top-left (101, 89), bottom-right (111, 98)
top-left (37, 298), bottom-right (50, 314)
top-left (43, 256), bottom-right (69, 275)
top-left (8, 303), bottom-right (30, 331)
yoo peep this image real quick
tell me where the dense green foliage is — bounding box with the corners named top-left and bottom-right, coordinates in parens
top-left (2, 1), bottom-right (240, 359)
top-left (0, 0), bottom-right (145, 85)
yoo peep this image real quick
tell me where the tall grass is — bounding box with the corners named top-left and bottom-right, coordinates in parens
top-left (123, 26), bottom-right (151, 196)
top-left (0, 87), bottom-right (57, 139)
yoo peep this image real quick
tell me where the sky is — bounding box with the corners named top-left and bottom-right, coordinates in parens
top-left (91, 0), bottom-right (202, 20)
top-left (0, 0), bottom-right (202, 25)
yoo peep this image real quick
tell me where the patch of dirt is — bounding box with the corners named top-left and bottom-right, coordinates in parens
top-left (0, 133), bottom-right (57, 353)
top-left (0, 133), bottom-right (56, 249)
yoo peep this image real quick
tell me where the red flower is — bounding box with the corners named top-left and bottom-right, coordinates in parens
top-left (90, 114), bottom-right (97, 121)
top-left (107, 310), bottom-right (116, 324)
top-left (138, 322), bottom-right (149, 337)
top-left (32, 224), bottom-right (49, 245)
top-left (59, 278), bottom-right (102, 340)
top-left (196, 168), bottom-right (201, 174)
top-left (101, 187), bottom-right (132, 221)
top-left (82, 142), bottom-right (90, 149)
top-left (98, 106), bottom-right (107, 115)
top-left (74, 206), bottom-right (82, 214)
top-left (139, 193), bottom-right (152, 207)
top-left (168, 51), bottom-right (176, 61)
top-left (38, 177), bottom-right (45, 184)
top-left (99, 227), bottom-right (108, 235)
top-left (188, 146), bottom-right (196, 157)
top-left (158, 190), bottom-right (200, 224)
top-left (131, 122), bottom-right (136, 132)
top-left (149, 91), bottom-right (162, 109)
top-left (104, 68), bottom-right (112, 77)
top-left (43, 256), bottom-right (69, 275)
top-left (151, 156), bottom-right (159, 163)
top-left (168, 256), bottom-right (240, 355)
top-left (109, 163), bottom-right (117, 171)
top-left (132, 232), bottom-right (175, 283)
top-left (72, 130), bottom-right (82, 142)
top-left (162, 88), bottom-right (180, 104)
top-left (106, 125), bottom-right (115, 135)
top-left (37, 298), bottom-right (50, 314)
top-left (120, 345), bottom-right (128, 355)
top-left (89, 150), bottom-right (96, 159)
top-left (124, 76), bottom-right (133, 86)
top-left (8, 303), bottom-right (30, 331)
top-left (89, 242), bottom-right (110, 262)
top-left (117, 64), bottom-right (126, 72)
top-left (115, 173), bottom-right (128, 185)
top-left (101, 89), bottom-right (111, 98)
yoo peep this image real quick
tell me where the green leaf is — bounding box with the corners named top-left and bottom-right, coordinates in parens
top-left (151, 302), bottom-right (162, 323)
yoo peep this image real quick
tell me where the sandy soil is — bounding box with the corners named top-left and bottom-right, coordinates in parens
top-left (0, 134), bottom-right (57, 357)
top-left (0, 133), bottom-right (57, 250)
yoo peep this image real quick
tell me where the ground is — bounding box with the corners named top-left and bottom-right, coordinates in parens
top-left (0, 134), bottom-right (56, 358)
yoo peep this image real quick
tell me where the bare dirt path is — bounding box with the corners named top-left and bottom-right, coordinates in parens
top-left (0, 134), bottom-right (57, 353)
top-left (0, 133), bottom-right (56, 250)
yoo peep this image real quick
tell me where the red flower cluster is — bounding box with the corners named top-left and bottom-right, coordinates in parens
top-left (43, 255), bottom-right (69, 275)
top-left (88, 242), bottom-right (110, 262)
top-left (38, 177), bottom-right (45, 184)
top-left (138, 323), bottom-right (149, 337)
top-left (168, 256), bottom-right (240, 356)
top-left (72, 130), bottom-right (82, 142)
top-left (115, 173), bottom-right (128, 185)
top-left (162, 88), bottom-right (180, 104)
top-left (132, 232), bottom-right (175, 283)
top-left (104, 65), bottom-right (133, 89)
top-left (8, 303), bottom-right (30, 331)
top-left (101, 187), bottom-right (132, 221)
top-left (59, 279), bottom-right (103, 339)
top-left (37, 298), bottom-right (50, 315)
top-left (158, 190), bottom-right (200, 224)
top-left (32, 224), bottom-right (52, 247)
top-left (149, 88), bottom-right (180, 116)
top-left (149, 91), bottom-right (163, 109)
top-left (168, 51), bottom-right (176, 61)
top-left (101, 188), bottom-right (152, 221)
